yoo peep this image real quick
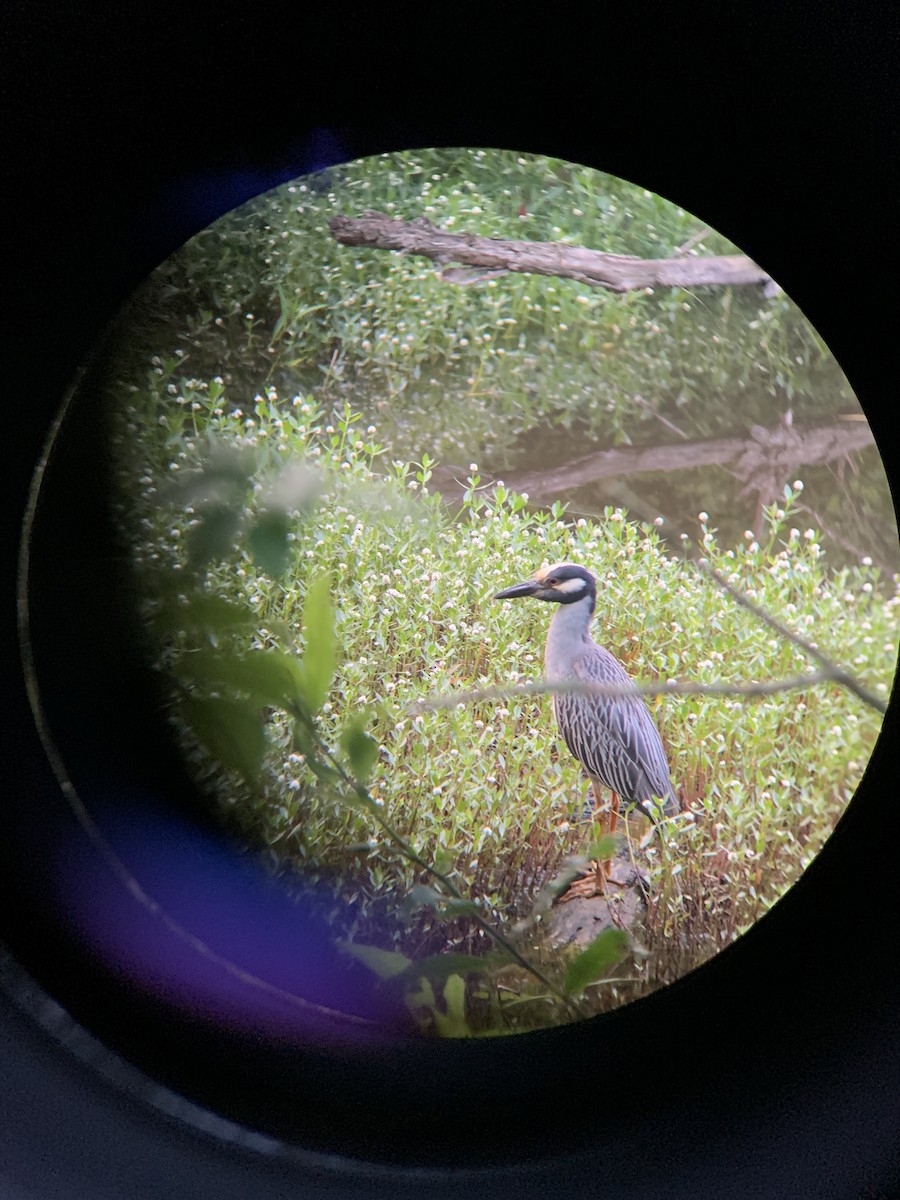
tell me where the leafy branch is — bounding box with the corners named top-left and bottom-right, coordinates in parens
top-left (160, 559), bottom-right (613, 1030)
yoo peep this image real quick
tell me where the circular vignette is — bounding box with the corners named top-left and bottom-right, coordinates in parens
top-left (7, 133), bottom-right (900, 1190)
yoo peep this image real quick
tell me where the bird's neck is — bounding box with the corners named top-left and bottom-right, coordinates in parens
top-left (544, 595), bottom-right (594, 679)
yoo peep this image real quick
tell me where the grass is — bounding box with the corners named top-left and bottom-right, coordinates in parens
top-left (114, 386), bottom-right (898, 1032)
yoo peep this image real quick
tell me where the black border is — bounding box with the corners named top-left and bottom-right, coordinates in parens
top-left (3, 8), bottom-right (900, 1198)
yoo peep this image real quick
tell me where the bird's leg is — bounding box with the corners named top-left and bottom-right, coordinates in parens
top-left (607, 791), bottom-right (620, 836)
top-left (594, 783), bottom-right (621, 889)
top-left (602, 792), bottom-right (632, 887)
top-left (560, 784), bottom-right (626, 900)
top-left (590, 779), bottom-right (608, 824)
top-left (593, 784), bottom-right (628, 885)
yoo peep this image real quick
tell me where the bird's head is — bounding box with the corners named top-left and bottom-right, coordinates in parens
top-left (494, 562), bottom-right (597, 610)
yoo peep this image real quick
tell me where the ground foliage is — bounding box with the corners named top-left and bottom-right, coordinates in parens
top-left (109, 384), bottom-right (897, 1033)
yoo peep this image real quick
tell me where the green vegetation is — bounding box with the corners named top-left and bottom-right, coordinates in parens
top-left (101, 148), bottom-right (897, 1035)
top-left (120, 148), bottom-right (852, 458)
top-left (112, 387), bottom-right (896, 1033)
top-left (109, 146), bottom-right (893, 567)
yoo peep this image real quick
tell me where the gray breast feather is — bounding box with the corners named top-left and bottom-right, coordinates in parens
top-left (551, 643), bottom-right (676, 811)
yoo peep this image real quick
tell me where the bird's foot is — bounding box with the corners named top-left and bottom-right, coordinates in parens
top-left (558, 861), bottom-right (629, 902)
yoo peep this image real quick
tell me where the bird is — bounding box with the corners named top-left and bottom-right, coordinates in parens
top-left (494, 562), bottom-right (678, 897)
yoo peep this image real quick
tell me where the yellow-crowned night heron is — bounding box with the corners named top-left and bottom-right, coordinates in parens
top-left (495, 562), bottom-right (678, 894)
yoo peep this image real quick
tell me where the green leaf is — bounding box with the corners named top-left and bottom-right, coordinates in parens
top-left (338, 786), bottom-right (380, 817)
top-left (173, 648), bottom-right (305, 710)
top-left (179, 695), bottom-right (266, 786)
top-left (538, 857), bottom-right (597, 909)
top-left (291, 718), bottom-right (318, 761)
top-left (339, 714), bottom-right (380, 784)
top-left (405, 977), bottom-right (437, 1012)
top-left (306, 757), bottom-right (340, 785)
top-left (563, 928), bottom-right (630, 996)
top-left (444, 973), bottom-right (466, 1016)
top-left (403, 883), bottom-right (446, 914)
top-left (433, 974), bottom-right (471, 1037)
top-left (248, 509), bottom-right (292, 578)
top-left (161, 446), bottom-right (255, 507)
top-left (432, 846), bottom-right (455, 877)
top-left (153, 594), bottom-right (260, 638)
top-left (186, 504), bottom-right (242, 569)
top-left (341, 941), bottom-right (412, 980)
top-left (585, 833), bottom-right (619, 862)
top-left (299, 575), bottom-right (335, 712)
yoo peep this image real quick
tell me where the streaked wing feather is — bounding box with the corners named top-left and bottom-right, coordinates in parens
top-left (552, 645), bottom-right (675, 809)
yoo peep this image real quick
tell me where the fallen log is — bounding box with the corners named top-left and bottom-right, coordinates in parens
top-left (329, 211), bottom-right (773, 294)
top-left (428, 417), bottom-right (874, 505)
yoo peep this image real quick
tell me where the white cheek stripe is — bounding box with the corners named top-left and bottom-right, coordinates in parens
top-left (555, 577), bottom-right (589, 594)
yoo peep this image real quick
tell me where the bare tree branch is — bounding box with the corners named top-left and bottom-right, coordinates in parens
top-left (406, 669), bottom-right (843, 717)
top-left (329, 212), bottom-right (772, 294)
top-left (696, 560), bottom-right (889, 714)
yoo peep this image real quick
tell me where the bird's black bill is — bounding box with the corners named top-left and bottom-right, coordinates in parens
top-left (494, 581), bottom-right (541, 600)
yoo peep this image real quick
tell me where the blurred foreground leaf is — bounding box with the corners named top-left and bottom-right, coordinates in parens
top-left (433, 973), bottom-right (470, 1037)
top-left (341, 941), bottom-right (412, 980)
top-left (402, 883), bottom-right (481, 922)
top-left (153, 594), bottom-right (261, 637)
top-left (173, 648), bottom-right (305, 711)
top-left (299, 574), bottom-right (336, 712)
top-left (405, 951), bottom-right (512, 983)
top-left (186, 504), bottom-right (242, 570)
top-left (563, 928), bottom-right (630, 995)
top-left (180, 695), bottom-right (266, 786)
top-left (585, 833), bottom-right (620, 862)
top-left (339, 714), bottom-right (380, 783)
top-left (248, 509), bottom-right (292, 578)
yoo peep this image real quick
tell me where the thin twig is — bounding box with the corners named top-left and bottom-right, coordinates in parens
top-left (696, 559), bottom-right (889, 714)
top-left (307, 720), bottom-right (583, 1014)
top-left (406, 669), bottom-right (842, 716)
top-left (674, 227), bottom-right (713, 256)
